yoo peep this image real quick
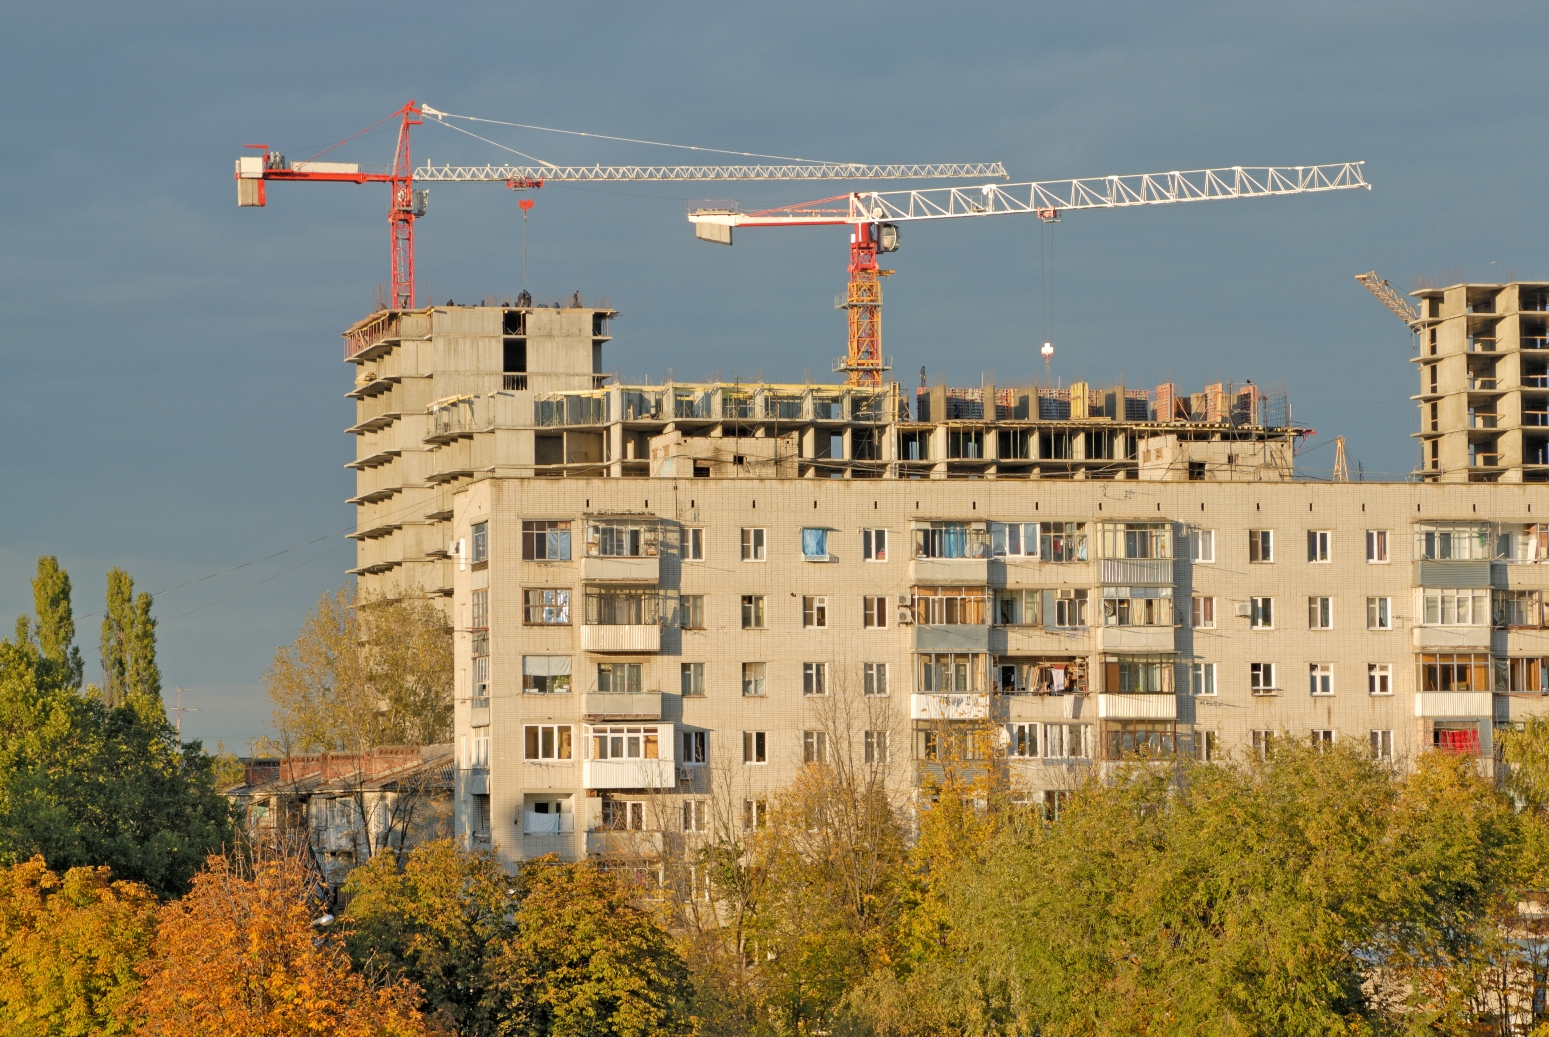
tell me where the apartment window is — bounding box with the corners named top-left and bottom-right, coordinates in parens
top-left (601, 800), bottom-right (645, 831)
top-left (678, 594), bottom-right (705, 630)
top-left (1311, 729), bottom-right (1335, 749)
top-left (1196, 730), bottom-right (1219, 762)
top-left (803, 662), bottom-right (828, 696)
top-left (991, 521), bottom-right (1040, 557)
top-left (917, 730), bottom-right (939, 761)
top-left (1250, 597), bottom-right (1273, 629)
top-left (596, 663), bottom-right (643, 695)
top-left (742, 662), bottom-right (766, 697)
top-left (1007, 723), bottom-right (1038, 758)
top-left (681, 527), bottom-right (704, 561)
top-left (1370, 730), bottom-right (1393, 761)
top-left (682, 800), bottom-right (709, 832)
top-left (1421, 589), bottom-right (1490, 626)
top-left (741, 595), bottom-right (766, 629)
top-left (802, 596), bottom-right (829, 629)
top-left (524, 725), bottom-right (573, 761)
top-left (466, 735), bottom-right (490, 769)
top-left (1251, 730), bottom-right (1274, 758)
top-left (1496, 590), bottom-right (1546, 628)
top-left (1250, 662), bottom-right (1277, 693)
top-left (1415, 523), bottom-right (1493, 561)
top-left (522, 520), bottom-right (571, 561)
top-left (1190, 662), bottom-right (1216, 696)
top-left (1044, 723), bottom-right (1090, 760)
top-left (919, 653), bottom-right (984, 692)
top-left (682, 730), bottom-right (707, 764)
top-left (1101, 587), bottom-right (1173, 627)
top-left (802, 730), bottom-right (828, 764)
top-left (1107, 657), bottom-right (1172, 693)
top-left (1309, 664), bottom-right (1334, 696)
top-left (1040, 521), bottom-right (1088, 562)
top-left (1368, 663), bottom-right (1392, 695)
top-left (863, 596), bottom-right (889, 629)
top-left (1307, 530), bottom-right (1331, 563)
top-left (741, 528), bottom-right (766, 561)
top-left (1192, 595), bottom-right (1216, 629)
top-left (1418, 653), bottom-right (1490, 691)
top-left (1098, 522), bottom-right (1172, 560)
top-left (862, 528), bottom-right (888, 561)
top-left (470, 522), bottom-right (489, 565)
top-left (585, 588), bottom-right (660, 625)
top-left (742, 731), bottom-right (767, 765)
top-left (591, 726), bottom-right (660, 760)
top-left (997, 589), bottom-right (1040, 626)
top-left (522, 656), bottom-right (571, 695)
top-left (1366, 530), bottom-right (1389, 563)
top-left (524, 588), bottom-right (571, 625)
top-left (472, 656), bottom-right (489, 706)
top-left (913, 586), bottom-right (989, 625)
top-left (585, 520), bottom-right (657, 558)
top-left (863, 662), bottom-right (888, 697)
top-left (1308, 596), bottom-right (1333, 630)
top-left (471, 588), bottom-right (489, 630)
top-left (743, 799), bottom-right (768, 831)
top-left (680, 662), bottom-right (705, 697)
top-left (1192, 529), bottom-right (1216, 563)
top-left (864, 730), bottom-right (889, 764)
top-left (1104, 720), bottom-right (1177, 759)
top-left (1051, 589), bottom-right (1089, 628)
top-left (801, 528), bottom-right (830, 560)
top-left (1367, 597), bottom-right (1393, 630)
top-left (1248, 529), bottom-right (1273, 563)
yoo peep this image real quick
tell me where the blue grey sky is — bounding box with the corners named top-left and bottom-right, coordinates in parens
top-left (3, 1), bottom-right (1544, 748)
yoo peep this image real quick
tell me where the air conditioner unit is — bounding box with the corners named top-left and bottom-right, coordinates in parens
top-left (898, 610), bottom-right (915, 625)
top-left (1235, 603), bottom-right (1252, 618)
top-left (897, 594), bottom-right (911, 606)
top-left (676, 766), bottom-right (693, 784)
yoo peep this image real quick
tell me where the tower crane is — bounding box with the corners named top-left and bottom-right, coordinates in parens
top-left (1354, 270), bottom-right (1423, 332)
top-left (688, 162), bottom-right (1371, 386)
top-left (234, 101), bottom-right (1007, 310)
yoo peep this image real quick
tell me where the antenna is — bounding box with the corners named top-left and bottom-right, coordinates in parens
top-left (172, 686), bottom-right (200, 737)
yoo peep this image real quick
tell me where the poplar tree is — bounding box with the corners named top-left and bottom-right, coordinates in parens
top-left (29, 556), bottom-right (84, 691)
top-left (100, 568), bottom-right (160, 708)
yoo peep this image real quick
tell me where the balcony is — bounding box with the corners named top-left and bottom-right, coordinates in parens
top-left (1412, 625), bottom-right (1492, 650)
top-left (1096, 694), bottom-right (1178, 720)
top-left (585, 830), bottom-right (664, 856)
top-left (1526, 374), bottom-right (1549, 389)
top-left (1095, 625), bottom-right (1176, 652)
top-left (581, 556), bottom-right (660, 582)
top-left (1469, 337), bottom-right (1497, 353)
top-left (910, 692), bottom-right (990, 720)
top-left (503, 374), bottom-right (528, 391)
top-left (523, 811), bottom-right (575, 836)
top-left (913, 624), bottom-right (991, 652)
top-left (1414, 692), bottom-right (1492, 718)
top-left (1413, 560), bottom-right (1492, 587)
top-left (466, 768), bottom-right (489, 796)
top-left (470, 700), bottom-right (490, 728)
top-left (1470, 413), bottom-right (1499, 429)
top-left (583, 758), bottom-right (675, 790)
top-left (583, 692), bottom-right (663, 720)
top-left (1468, 378), bottom-right (1500, 391)
top-left (1470, 453), bottom-right (1502, 467)
top-left (1099, 558), bottom-right (1173, 585)
top-left (580, 624), bottom-right (661, 653)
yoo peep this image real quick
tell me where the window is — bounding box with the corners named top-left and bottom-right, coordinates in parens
top-left (591, 726), bottom-right (660, 760)
top-left (1044, 723), bottom-right (1090, 759)
top-left (864, 730), bottom-right (889, 764)
top-left (1097, 522), bottom-right (1172, 559)
top-left (524, 725), bottom-right (573, 760)
top-left (1367, 597), bottom-right (1393, 630)
top-left (914, 523), bottom-right (991, 559)
top-left (1496, 590), bottom-right (1546, 628)
top-left (1103, 720), bottom-right (1176, 759)
top-left (1368, 663), bottom-right (1392, 695)
top-left (1248, 529), bottom-right (1273, 563)
top-left (472, 656), bottom-right (489, 707)
top-left (471, 589), bottom-right (489, 630)
top-left (1250, 662), bottom-right (1277, 693)
top-left (681, 527), bottom-right (704, 561)
top-left (1106, 657), bottom-right (1173, 693)
top-left (803, 662), bottom-right (828, 696)
top-left (1190, 662), bottom-right (1217, 696)
top-left (1308, 596), bottom-right (1333, 630)
top-left (682, 800), bottom-right (709, 832)
top-left (596, 663), bottom-right (643, 694)
top-left (1196, 730), bottom-right (1219, 762)
top-left (801, 528), bottom-right (830, 560)
top-left (742, 662), bottom-right (766, 697)
top-left (802, 596), bottom-right (828, 628)
top-left (1309, 663), bottom-right (1333, 696)
top-left (1192, 529), bottom-right (1216, 563)
top-left (601, 800), bottom-right (645, 831)
top-left (919, 653), bottom-right (985, 692)
top-left (1366, 530), bottom-right (1388, 563)
top-left (1421, 589), bottom-right (1490, 626)
top-left (1051, 589), bottom-right (1089, 628)
top-left (1501, 657), bottom-right (1549, 693)
top-left (680, 662), bottom-right (705, 697)
top-left (1040, 522), bottom-right (1088, 562)
top-left (1250, 597), bottom-right (1273, 629)
top-left (1192, 595), bottom-right (1215, 629)
top-left (863, 597), bottom-right (889, 629)
top-left (862, 528), bottom-right (888, 561)
top-left (1311, 729), bottom-right (1335, 749)
top-left (743, 799), bottom-right (768, 831)
top-left (1251, 730), bottom-right (1274, 758)
top-left (678, 594), bottom-right (705, 630)
top-left (1433, 721), bottom-right (1482, 755)
top-left (1101, 587), bottom-right (1173, 626)
top-left (682, 730), bottom-right (707, 764)
top-left (991, 521), bottom-right (1040, 557)
top-left (1418, 653), bottom-right (1490, 691)
top-left (1307, 530), bottom-right (1331, 563)
top-left (863, 662), bottom-right (888, 697)
top-left (1007, 723), bottom-right (1038, 758)
top-left (741, 595), bottom-right (765, 629)
top-left (522, 520), bottom-right (571, 561)
top-left (471, 522), bottom-right (489, 564)
top-left (917, 730), bottom-right (938, 760)
top-left (912, 586), bottom-right (989, 625)
top-left (523, 656), bottom-right (572, 695)
top-left (742, 731), bottom-right (767, 764)
top-left (524, 588), bottom-right (571, 624)
top-left (585, 588), bottom-right (660, 625)
top-left (1415, 523), bottom-right (1492, 561)
top-left (997, 589), bottom-right (1040, 626)
top-left (585, 520), bottom-right (658, 558)
top-left (469, 734), bottom-right (490, 769)
top-left (741, 528), bottom-right (766, 561)
top-left (802, 730), bottom-right (828, 764)
top-left (1370, 729), bottom-right (1393, 761)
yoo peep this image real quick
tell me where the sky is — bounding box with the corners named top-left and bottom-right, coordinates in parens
top-left (2, 0), bottom-right (1545, 748)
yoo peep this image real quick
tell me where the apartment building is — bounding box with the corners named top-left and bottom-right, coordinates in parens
top-left (1412, 280), bottom-right (1549, 482)
top-left (338, 301), bottom-right (1549, 866)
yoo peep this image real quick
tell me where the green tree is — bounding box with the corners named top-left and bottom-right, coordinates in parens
top-left (99, 568), bottom-right (159, 710)
top-left (18, 557), bottom-right (85, 693)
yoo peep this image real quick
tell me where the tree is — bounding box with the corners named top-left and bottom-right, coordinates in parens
top-left (492, 857), bottom-right (694, 1037)
top-left (0, 855), bottom-right (158, 1036)
top-left (133, 852), bottom-right (432, 1037)
top-left (22, 557), bottom-right (85, 692)
top-left (343, 838), bottom-right (518, 1036)
top-left (99, 568), bottom-right (159, 709)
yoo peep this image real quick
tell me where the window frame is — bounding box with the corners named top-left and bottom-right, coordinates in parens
top-left (1248, 529), bottom-right (1274, 563)
top-left (524, 587), bottom-right (573, 625)
top-left (471, 522), bottom-right (490, 564)
top-left (863, 662), bottom-right (889, 697)
top-left (1366, 529), bottom-right (1389, 564)
top-left (1367, 596), bottom-right (1393, 630)
top-left (801, 527), bottom-right (831, 561)
top-left (864, 730), bottom-right (889, 764)
top-left (802, 730), bottom-right (828, 764)
top-left (802, 661), bottom-right (828, 696)
top-left (1368, 663), bottom-right (1392, 696)
top-left (596, 662), bottom-right (643, 695)
top-left (801, 595), bottom-right (829, 629)
top-left (1250, 596), bottom-right (1274, 629)
top-left (680, 662), bottom-right (705, 697)
top-left (681, 526), bottom-right (704, 562)
top-left (681, 730), bottom-right (708, 765)
top-left (1309, 663), bottom-right (1334, 696)
top-left (1190, 661), bottom-right (1217, 696)
top-left (741, 662), bottom-right (766, 697)
top-left (1192, 529), bottom-right (1216, 563)
top-left (863, 596), bottom-right (889, 629)
top-left (741, 527), bottom-right (767, 562)
top-left (1250, 662), bottom-right (1277, 692)
top-left (1370, 729), bottom-right (1393, 760)
top-left (521, 520), bottom-right (572, 561)
top-left (523, 724), bottom-right (574, 761)
top-left (741, 594), bottom-right (766, 629)
top-left (1192, 595), bottom-right (1216, 629)
top-left (742, 730), bottom-right (768, 765)
top-left (1308, 596), bottom-right (1333, 630)
top-left (1307, 530), bottom-right (1331, 563)
top-left (678, 594), bottom-right (705, 630)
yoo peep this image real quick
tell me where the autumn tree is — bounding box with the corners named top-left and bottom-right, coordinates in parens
top-left (133, 851), bottom-right (432, 1037)
top-left (0, 855), bottom-right (158, 1036)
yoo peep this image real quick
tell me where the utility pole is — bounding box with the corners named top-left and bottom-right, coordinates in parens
top-left (172, 686), bottom-right (200, 737)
